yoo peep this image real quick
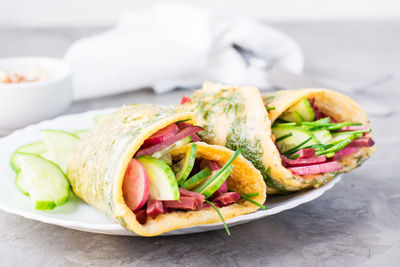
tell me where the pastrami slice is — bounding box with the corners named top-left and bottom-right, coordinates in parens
top-left (146, 199), bottom-right (164, 219)
top-left (163, 196), bottom-right (198, 210)
top-left (281, 155), bottom-right (326, 167)
top-left (213, 192), bottom-right (241, 207)
top-left (135, 126), bottom-right (204, 157)
top-left (348, 137), bottom-right (375, 147)
top-left (289, 161), bottom-right (342, 175)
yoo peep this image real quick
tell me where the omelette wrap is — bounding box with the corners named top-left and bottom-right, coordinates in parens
top-left (180, 82), bottom-right (375, 193)
top-left (67, 104), bottom-right (266, 236)
top-left (261, 88), bottom-right (376, 191)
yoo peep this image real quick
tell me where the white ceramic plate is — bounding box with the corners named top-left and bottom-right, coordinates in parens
top-left (0, 108), bottom-right (341, 236)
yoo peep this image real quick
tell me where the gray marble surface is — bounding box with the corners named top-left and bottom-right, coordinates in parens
top-left (0, 21), bottom-right (399, 266)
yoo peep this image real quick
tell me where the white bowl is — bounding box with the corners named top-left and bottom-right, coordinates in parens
top-left (0, 57), bottom-right (72, 131)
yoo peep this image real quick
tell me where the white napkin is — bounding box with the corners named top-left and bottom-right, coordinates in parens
top-left (65, 2), bottom-right (304, 100)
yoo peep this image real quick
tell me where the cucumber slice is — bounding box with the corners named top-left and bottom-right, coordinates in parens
top-left (152, 136), bottom-right (192, 158)
top-left (136, 156), bottom-right (179, 201)
top-left (272, 126), bottom-right (318, 154)
top-left (280, 98), bottom-right (315, 123)
top-left (194, 165), bottom-right (233, 198)
top-left (312, 129), bottom-right (332, 144)
top-left (182, 167), bottom-right (212, 190)
top-left (16, 153), bottom-right (70, 210)
top-left (73, 129), bottom-right (90, 139)
top-left (160, 153), bottom-right (172, 166)
top-left (41, 130), bottom-right (80, 172)
top-left (172, 143), bottom-right (197, 185)
top-left (329, 132), bottom-right (359, 145)
top-left (10, 141), bottom-right (47, 172)
top-left (15, 170), bottom-right (30, 196)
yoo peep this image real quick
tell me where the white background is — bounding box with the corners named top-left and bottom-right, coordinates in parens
top-left (1, 0), bottom-right (400, 27)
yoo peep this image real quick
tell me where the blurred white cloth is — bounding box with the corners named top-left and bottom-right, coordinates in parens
top-left (64, 2), bottom-right (304, 100)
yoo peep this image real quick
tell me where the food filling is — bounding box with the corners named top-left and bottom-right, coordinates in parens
top-left (122, 121), bottom-right (262, 228)
top-left (269, 98), bottom-right (375, 176)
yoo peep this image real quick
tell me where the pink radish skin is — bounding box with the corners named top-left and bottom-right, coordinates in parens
top-left (122, 159), bottom-right (149, 211)
top-left (142, 123), bottom-right (179, 146)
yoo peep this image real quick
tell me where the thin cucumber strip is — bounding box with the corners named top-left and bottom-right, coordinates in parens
top-left (205, 200), bottom-right (230, 236)
top-left (182, 167), bottom-right (211, 190)
top-left (326, 121), bottom-right (353, 131)
top-left (195, 165), bottom-right (233, 198)
top-left (316, 138), bottom-right (353, 156)
top-left (281, 137), bottom-right (312, 156)
top-left (194, 149), bottom-right (241, 195)
top-left (239, 193), bottom-right (266, 210)
top-left (266, 106), bottom-right (276, 111)
top-left (173, 143), bottom-right (197, 186)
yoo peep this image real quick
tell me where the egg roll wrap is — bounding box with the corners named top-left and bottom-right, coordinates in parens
top-left (262, 88), bottom-right (376, 189)
top-left (180, 82), bottom-right (375, 194)
top-left (67, 104), bottom-right (265, 236)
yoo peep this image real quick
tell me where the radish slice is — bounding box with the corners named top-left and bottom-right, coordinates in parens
top-left (281, 155), bottom-right (326, 167)
top-left (143, 123), bottom-right (179, 146)
top-left (135, 126), bottom-right (204, 157)
top-left (122, 159), bottom-right (149, 211)
top-left (289, 161), bottom-right (342, 175)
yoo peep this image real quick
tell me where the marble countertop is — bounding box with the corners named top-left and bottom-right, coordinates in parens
top-left (0, 21), bottom-right (399, 266)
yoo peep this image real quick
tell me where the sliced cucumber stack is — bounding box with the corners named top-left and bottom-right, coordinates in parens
top-left (41, 130), bottom-right (80, 172)
top-left (15, 153), bottom-right (70, 210)
top-left (172, 143), bottom-right (197, 186)
top-left (195, 165), bottom-right (233, 198)
top-left (194, 149), bottom-right (241, 198)
top-left (137, 156), bottom-right (180, 201)
top-left (10, 141), bottom-right (47, 172)
top-left (280, 98), bottom-right (315, 123)
top-left (272, 126), bottom-right (318, 154)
